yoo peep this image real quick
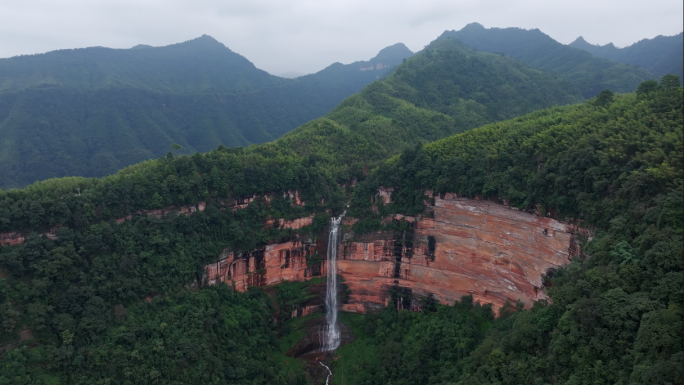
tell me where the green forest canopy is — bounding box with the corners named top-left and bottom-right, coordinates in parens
top-left (340, 79), bottom-right (682, 384)
top-left (0, 64), bottom-right (681, 384)
top-left (0, 37), bottom-right (412, 189)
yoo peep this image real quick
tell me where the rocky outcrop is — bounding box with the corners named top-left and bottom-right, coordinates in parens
top-left (0, 231), bottom-right (25, 246)
top-left (1, 190), bottom-right (307, 247)
top-left (0, 227), bottom-right (59, 246)
top-left (266, 215), bottom-right (314, 230)
top-left (115, 201), bottom-right (207, 223)
top-left (204, 230), bottom-right (327, 292)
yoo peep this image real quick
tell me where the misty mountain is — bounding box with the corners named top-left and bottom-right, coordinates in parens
top-left (0, 36), bottom-right (412, 189)
top-left (569, 33), bottom-right (683, 80)
top-left (438, 23), bottom-right (657, 98)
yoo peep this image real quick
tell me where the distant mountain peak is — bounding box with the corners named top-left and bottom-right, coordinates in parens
top-left (371, 43), bottom-right (413, 63)
top-left (569, 36), bottom-right (618, 52)
top-left (463, 22), bottom-right (485, 30)
top-left (198, 34), bottom-right (219, 42)
top-left (569, 36), bottom-right (593, 49)
top-left (170, 35), bottom-right (228, 51)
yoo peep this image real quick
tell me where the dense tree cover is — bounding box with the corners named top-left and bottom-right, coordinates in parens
top-left (0, 34), bottom-right (679, 382)
top-left (0, 285), bottom-right (308, 385)
top-left (569, 33), bottom-right (683, 80)
top-left (0, 173), bottom-right (329, 383)
top-left (2, 33), bottom-right (581, 192)
top-left (0, 95), bottom-right (354, 381)
top-left (272, 37), bottom-right (581, 184)
top-left (441, 23), bottom-right (657, 98)
top-left (0, 36), bottom-right (412, 189)
top-left (0, 145), bottom-right (344, 233)
top-left (343, 81), bottom-right (682, 384)
top-left (333, 296), bottom-right (495, 385)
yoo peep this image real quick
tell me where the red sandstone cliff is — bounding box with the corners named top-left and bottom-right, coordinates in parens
top-left (204, 238), bottom-right (326, 292)
top-left (202, 193), bottom-right (587, 314)
top-left (2, 186), bottom-right (586, 315)
top-left (338, 193), bottom-right (588, 313)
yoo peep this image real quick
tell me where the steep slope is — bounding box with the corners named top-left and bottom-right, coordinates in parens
top-left (570, 33), bottom-right (684, 80)
top-left (336, 81), bottom-right (683, 385)
top-left (270, 38), bottom-right (581, 182)
top-left (440, 23), bottom-right (657, 98)
top-left (0, 38), bottom-right (412, 189)
top-left (220, 43), bottom-right (414, 140)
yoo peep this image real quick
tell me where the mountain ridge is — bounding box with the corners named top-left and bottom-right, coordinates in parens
top-left (569, 32), bottom-right (683, 80)
top-left (438, 22), bottom-right (657, 97)
top-left (0, 36), bottom-right (413, 188)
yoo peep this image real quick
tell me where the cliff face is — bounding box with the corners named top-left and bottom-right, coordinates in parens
top-left (339, 194), bottom-right (586, 313)
top-left (204, 238), bottom-right (326, 291)
top-left (204, 210), bottom-right (327, 291)
top-left (203, 193), bottom-right (587, 314)
top-left (3, 188), bottom-right (584, 313)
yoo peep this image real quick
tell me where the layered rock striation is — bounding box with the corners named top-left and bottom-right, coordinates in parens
top-left (202, 192), bottom-right (587, 314)
top-left (204, 238), bottom-right (326, 291)
top-left (338, 193), bottom-right (587, 313)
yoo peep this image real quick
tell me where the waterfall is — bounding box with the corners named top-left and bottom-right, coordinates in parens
top-left (322, 213), bottom-right (344, 351)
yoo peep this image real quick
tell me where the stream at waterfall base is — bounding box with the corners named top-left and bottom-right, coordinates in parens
top-left (283, 313), bottom-right (356, 384)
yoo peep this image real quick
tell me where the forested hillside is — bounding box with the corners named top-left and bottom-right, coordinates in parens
top-left (1, 24), bottom-right (666, 190)
top-left (570, 33), bottom-right (683, 80)
top-left (0, 24), bottom-right (680, 381)
top-left (339, 77), bottom-right (683, 384)
top-left (0, 33), bottom-right (591, 384)
top-left (440, 23), bottom-right (657, 98)
top-left (0, 36), bottom-right (412, 189)
top-left (269, 37), bottom-right (581, 182)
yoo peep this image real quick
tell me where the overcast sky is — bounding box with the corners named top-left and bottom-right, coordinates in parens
top-left (1, 0), bottom-right (682, 75)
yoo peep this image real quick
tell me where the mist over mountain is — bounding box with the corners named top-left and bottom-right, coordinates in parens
top-left (569, 33), bottom-right (683, 81)
top-left (439, 23), bottom-right (657, 98)
top-left (0, 37), bottom-right (412, 189)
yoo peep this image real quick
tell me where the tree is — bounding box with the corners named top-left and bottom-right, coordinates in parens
top-left (636, 80), bottom-right (660, 95)
top-left (595, 89), bottom-right (615, 107)
top-left (660, 74), bottom-right (682, 90)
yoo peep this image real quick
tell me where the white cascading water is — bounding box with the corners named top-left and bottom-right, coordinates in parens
top-left (322, 213), bottom-right (344, 351)
top-left (319, 362), bottom-right (333, 385)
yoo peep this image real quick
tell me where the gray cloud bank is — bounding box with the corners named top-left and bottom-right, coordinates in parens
top-left (1, 0), bottom-right (682, 75)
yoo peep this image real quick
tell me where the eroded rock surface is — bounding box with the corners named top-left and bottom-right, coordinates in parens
top-left (204, 233), bottom-right (327, 291)
top-left (339, 194), bottom-right (587, 313)
top-left (203, 193), bottom-right (587, 314)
